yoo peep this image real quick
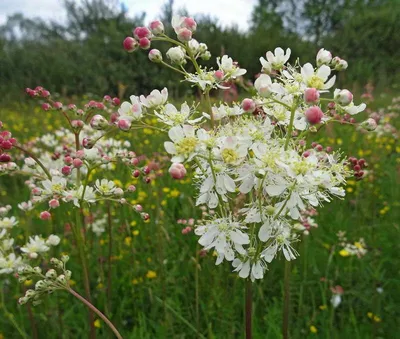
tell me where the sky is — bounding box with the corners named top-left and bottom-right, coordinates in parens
top-left (0, 0), bottom-right (257, 31)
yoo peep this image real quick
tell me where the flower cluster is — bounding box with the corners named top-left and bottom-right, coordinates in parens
top-left (0, 206), bottom-right (60, 274)
top-left (121, 17), bottom-right (372, 281)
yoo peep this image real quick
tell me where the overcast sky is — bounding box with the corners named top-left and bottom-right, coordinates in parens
top-left (0, 0), bottom-right (257, 31)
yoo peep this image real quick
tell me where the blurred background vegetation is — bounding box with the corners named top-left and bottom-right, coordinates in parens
top-left (0, 0), bottom-right (399, 102)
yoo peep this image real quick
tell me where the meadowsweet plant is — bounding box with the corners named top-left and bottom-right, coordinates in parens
top-left (122, 15), bottom-right (374, 338)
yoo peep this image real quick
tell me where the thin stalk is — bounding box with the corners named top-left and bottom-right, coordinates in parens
top-left (106, 203), bottom-right (113, 316)
top-left (14, 144), bottom-right (52, 180)
top-left (160, 61), bottom-right (187, 75)
top-left (204, 90), bottom-right (214, 129)
top-left (245, 279), bottom-right (253, 339)
top-left (282, 260), bottom-right (291, 339)
top-left (1, 286), bottom-right (28, 339)
top-left (195, 244), bottom-right (200, 338)
top-left (284, 105), bottom-right (297, 150)
top-left (67, 288), bottom-right (123, 339)
top-left (73, 211), bottom-right (96, 339)
top-left (26, 302), bottom-right (38, 339)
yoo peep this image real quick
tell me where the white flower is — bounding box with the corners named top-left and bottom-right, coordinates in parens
top-left (140, 88), bottom-right (168, 108)
top-left (0, 253), bottom-right (23, 274)
top-left (301, 63), bottom-right (336, 90)
top-left (195, 216), bottom-right (249, 264)
top-left (259, 57), bottom-right (272, 74)
top-left (316, 48), bottom-right (332, 66)
top-left (63, 186), bottom-right (96, 207)
top-left (24, 157), bottom-right (36, 167)
top-left (21, 236), bottom-right (50, 259)
top-left (217, 55), bottom-right (246, 78)
top-left (264, 47), bottom-right (291, 70)
top-left (18, 201), bottom-right (34, 211)
top-left (254, 74), bottom-right (283, 97)
top-left (164, 125), bottom-right (203, 162)
top-left (331, 294), bottom-right (342, 308)
top-left (41, 177), bottom-right (67, 195)
top-left (203, 104), bottom-right (243, 121)
top-left (46, 234), bottom-right (60, 246)
top-left (118, 95), bottom-right (143, 121)
top-left (95, 179), bottom-right (116, 196)
top-left (89, 216), bottom-right (107, 236)
top-left (343, 102), bottom-right (366, 115)
top-left (155, 103), bottom-right (203, 126)
top-left (232, 256), bottom-right (266, 281)
top-left (216, 136), bottom-right (248, 165)
top-left (166, 47), bottom-right (186, 64)
top-left (0, 216), bottom-right (18, 229)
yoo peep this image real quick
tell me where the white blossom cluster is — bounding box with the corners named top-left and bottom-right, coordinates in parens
top-left (122, 16), bottom-right (371, 281)
top-left (0, 206), bottom-right (60, 275)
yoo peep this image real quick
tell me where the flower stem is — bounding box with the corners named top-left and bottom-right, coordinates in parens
top-left (106, 202), bottom-right (113, 316)
top-left (204, 90), bottom-right (215, 129)
top-left (284, 105), bottom-right (297, 150)
top-left (73, 210), bottom-right (96, 339)
top-left (14, 144), bottom-right (52, 180)
top-left (282, 260), bottom-right (291, 339)
top-left (245, 279), bottom-right (253, 339)
top-left (67, 288), bottom-right (123, 339)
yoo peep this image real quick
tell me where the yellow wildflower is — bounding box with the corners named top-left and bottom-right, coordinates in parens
top-left (339, 249), bottom-right (350, 257)
top-left (310, 325), bottom-right (318, 333)
top-left (94, 319), bottom-right (101, 328)
top-left (146, 270), bottom-right (157, 279)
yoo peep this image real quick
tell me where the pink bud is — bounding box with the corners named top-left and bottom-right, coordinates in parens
top-left (135, 204), bottom-right (143, 212)
top-left (335, 89), bottom-right (353, 106)
top-left (214, 70), bottom-right (224, 80)
top-left (303, 151), bottom-right (311, 158)
top-left (149, 20), bottom-right (164, 35)
top-left (40, 211), bottom-right (51, 220)
top-left (141, 213), bottom-right (150, 221)
top-left (305, 106), bottom-right (324, 125)
top-left (127, 185), bottom-right (136, 192)
top-left (132, 169), bottom-right (140, 178)
top-left (42, 103), bottom-right (51, 111)
top-left (177, 28), bottom-right (192, 42)
top-left (169, 163), bottom-right (187, 179)
top-left (72, 158), bottom-right (83, 168)
top-left (61, 166), bottom-right (72, 176)
top-left (241, 98), bottom-right (256, 113)
top-left (304, 88), bottom-right (320, 104)
top-left (133, 26), bottom-right (151, 40)
top-left (0, 153), bottom-right (11, 162)
top-left (112, 97), bottom-right (120, 106)
top-left (41, 90), bottom-right (50, 98)
top-left (82, 138), bottom-right (94, 149)
top-left (53, 102), bottom-right (63, 110)
top-left (75, 150), bottom-right (85, 158)
top-left (67, 104), bottom-right (77, 111)
top-left (32, 187), bottom-right (42, 196)
top-left (326, 146), bottom-right (333, 153)
top-left (123, 37), bottom-right (138, 53)
top-left (316, 144), bottom-right (323, 151)
top-left (110, 112), bottom-right (119, 124)
top-left (71, 120), bottom-right (84, 128)
top-left (118, 119), bottom-right (131, 131)
top-left (139, 37), bottom-right (151, 49)
top-left (49, 199), bottom-right (60, 209)
top-left (76, 109), bottom-right (85, 116)
top-left (130, 158), bottom-right (139, 166)
top-left (183, 17), bottom-right (197, 32)
top-left (90, 114), bottom-right (108, 130)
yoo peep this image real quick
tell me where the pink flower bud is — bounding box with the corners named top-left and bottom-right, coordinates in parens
top-left (241, 98), bottom-right (256, 113)
top-left (144, 177), bottom-right (151, 184)
top-left (41, 90), bottom-right (50, 98)
top-left (110, 112), bottom-right (119, 124)
top-left (326, 146), bottom-right (333, 153)
top-left (82, 138), bottom-right (94, 149)
top-left (316, 144), bottom-right (323, 151)
top-left (40, 211), bottom-right (51, 220)
top-left (335, 89), bottom-right (353, 106)
top-left (141, 213), bottom-right (150, 221)
top-left (72, 158), bottom-right (83, 168)
top-left (123, 37), bottom-right (138, 53)
top-left (61, 166), bottom-right (72, 176)
top-left (118, 119), bottom-right (131, 131)
top-left (134, 26), bottom-right (151, 40)
top-left (76, 109), bottom-right (84, 116)
top-left (304, 88), bottom-right (320, 104)
top-left (112, 97), bottom-right (120, 106)
top-left (139, 37), bottom-right (151, 49)
top-left (130, 157), bottom-right (139, 166)
top-left (177, 28), bottom-right (192, 42)
top-left (42, 103), bottom-right (51, 111)
top-left (49, 199), bottom-right (60, 209)
top-left (305, 106), bottom-right (324, 125)
top-left (148, 49), bottom-right (162, 63)
top-left (128, 185), bottom-right (136, 192)
top-left (214, 70), bottom-right (224, 80)
top-left (71, 120), bottom-right (84, 128)
top-left (361, 118), bottom-right (377, 131)
top-left (303, 151), bottom-right (311, 158)
top-left (135, 204), bottom-right (143, 212)
top-left (149, 20), bottom-right (164, 35)
top-left (132, 169), bottom-right (140, 178)
top-left (169, 163), bottom-right (186, 179)
top-left (32, 187), bottom-right (42, 196)
top-left (1, 140), bottom-right (12, 150)
top-left (90, 114), bottom-right (108, 130)
top-left (183, 17), bottom-right (197, 32)
top-left (53, 102), bottom-right (63, 110)
top-left (0, 153), bottom-right (11, 162)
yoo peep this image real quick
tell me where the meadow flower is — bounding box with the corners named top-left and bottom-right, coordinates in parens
top-left (232, 256), bottom-right (266, 281)
top-left (41, 177), bottom-right (67, 196)
top-left (264, 47), bottom-right (291, 70)
top-left (0, 253), bottom-right (23, 274)
top-left (140, 88), bottom-right (168, 108)
top-left (164, 125), bottom-right (203, 162)
top-left (195, 215), bottom-right (249, 264)
top-left (118, 95), bottom-right (143, 121)
top-left (0, 216), bottom-right (18, 229)
top-left (155, 103), bottom-right (203, 126)
top-left (21, 236), bottom-right (50, 259)
top-left (301, 63), bottom-right (336, 90)
top-left (216, 55), bottom-right (246, 78)
top-left (95, 179), bottom-right (116, 196)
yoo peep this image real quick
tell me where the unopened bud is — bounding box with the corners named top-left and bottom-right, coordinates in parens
top-left (148, 49), bottom-right (162, 63)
